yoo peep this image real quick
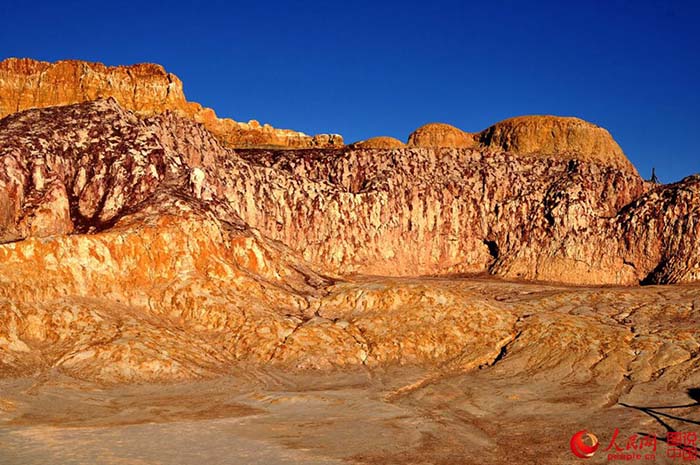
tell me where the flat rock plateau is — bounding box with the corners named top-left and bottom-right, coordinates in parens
top-left (0, 58), bottom-right (699, 465)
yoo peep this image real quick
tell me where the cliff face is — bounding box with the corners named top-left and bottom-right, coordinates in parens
top-left (1, 98), bottom-right (697, 285)
top-left (0, 57), bottom-right (342, 148)
top-left (230, 148), bottom-right (698, 284)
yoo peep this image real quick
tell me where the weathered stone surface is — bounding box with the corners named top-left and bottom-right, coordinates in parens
top-left (479, 115), bottom-right (636, 173)
top-left (1, 99), bottom-right (698, 285)
top-left (0, 96), bottom-right (698, 387)
top-left (0, 60), bottom-right (699, 465)
top-left (1, 277), bottom-right (698, 464)
top-left (406, 116), bottom-right (637, 174)
top-left (407, 122), bottom-right (477, 148)
top-left (0, 57), bottom-right (342, 148)
top-left (350, 136), bottom-right (405, 149)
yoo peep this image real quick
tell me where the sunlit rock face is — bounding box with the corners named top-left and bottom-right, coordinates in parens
top-left (350, 136), bottom-right (405, 149)
top-left (407, 122), bottom-right (478, 148)
top-left (479, 115), bottom-right (637, 174)
top-left (1, 98), bottom-right (698, 284)
top-left (0, 57), bottom-right (342, 148)
top-left (406, 116), bottom-right (637, 174)
top-left (0, 95), bottom-right (698, 384)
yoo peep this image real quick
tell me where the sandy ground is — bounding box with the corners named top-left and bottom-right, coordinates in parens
top-left (1, 365), bottom-right (698, 465)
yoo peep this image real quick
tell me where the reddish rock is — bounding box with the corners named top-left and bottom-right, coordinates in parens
top-left (0, 98), bottom-right (698, 384)
top-left (1, 99), bottom-right (697, 285)
top-left (0, 57), bottom-right (342, 148)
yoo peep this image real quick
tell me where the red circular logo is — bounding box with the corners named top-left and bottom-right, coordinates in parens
top-left (570, 430), bottom-right (599, 459)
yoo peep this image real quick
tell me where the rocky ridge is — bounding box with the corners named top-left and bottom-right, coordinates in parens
top-left (1, 58), bottom-right (638, 173)
top-left (0, 85), bottom-right (697, 386)
top-left (1, 98), bottom-right (698, 284)
top-left (408, 117), bottom-right (636, 173)
top-left (0, 57), bottom-right (343, 148)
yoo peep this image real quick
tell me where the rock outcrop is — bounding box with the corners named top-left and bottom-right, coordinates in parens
top-left (406, 116), bottom-right (637, 174)
top-left (407, 122), bottom-right (477, 148)
top-left (0, 63), bottom-right (699, 465)
top-left (0, 57), bottom-right (342, 148)
top-left (1, 99), bottom-right (698, 285)
top-left (479, 115), bottom-right (635, 172)
top-left (0, 96), bottom-right (698, 385)
top-left (350, 136), bottom-right (405, 149)
top-left (0, 58), bottom-right (637, 168)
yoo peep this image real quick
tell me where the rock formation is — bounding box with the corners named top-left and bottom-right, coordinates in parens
top-left (405, 116), bottom-right (637, 174)
top-left (407, 122), bottom-right (477, 148)
top-left (479, 115), bottom-right (635, 172)
top-left (0, 57), bottom-right (634, 165)
top-left (350, 136), bottom-right (405, 149)
top-left (0, 65), bottom-right (698, 392)
top-left (1, 98), bottom-right (698, 285)
top-left (0, 57), bottom-right (342, 148)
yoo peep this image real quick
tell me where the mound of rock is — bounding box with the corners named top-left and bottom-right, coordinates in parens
top-left (407, 123), bottom-right (477, 148)
top-left (479, 115), bottom-right (635, 172)
top-left (351, 136), bottom-right (405, 149)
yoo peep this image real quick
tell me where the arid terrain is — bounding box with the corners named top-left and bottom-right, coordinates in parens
top-left (1, 279), bottom-right (699, 464)
top-left (0, 58), bottom-right (699, 464)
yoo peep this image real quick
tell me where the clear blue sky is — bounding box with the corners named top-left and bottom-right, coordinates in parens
top-left (1, 0), bottom-right (698, 182)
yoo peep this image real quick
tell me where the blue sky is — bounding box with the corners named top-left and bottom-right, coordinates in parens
top-left (1, 0), bottom-right (698, 182)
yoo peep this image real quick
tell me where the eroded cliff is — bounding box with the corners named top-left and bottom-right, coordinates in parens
top-left (1, 98), bottom-right (697, 284)
top-left (0, 57), bottom-right (342, 148)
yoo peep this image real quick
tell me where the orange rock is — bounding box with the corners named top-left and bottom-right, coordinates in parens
top-left (478, 115), bottom-right (636, 173)
top-left (4, 99), bottom-right (699, 286)
top-left (0, 98), bottom-right (699, 385)
top-left (407, 123), bottom-right (477, 148)
top-left (0, 57), bottom-right (342, 148)
top-left (351, 136), bottom-right (405, 149)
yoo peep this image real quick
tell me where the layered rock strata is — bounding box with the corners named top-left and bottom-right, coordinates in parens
top-left (0, 57), bottom-right (342, 148)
